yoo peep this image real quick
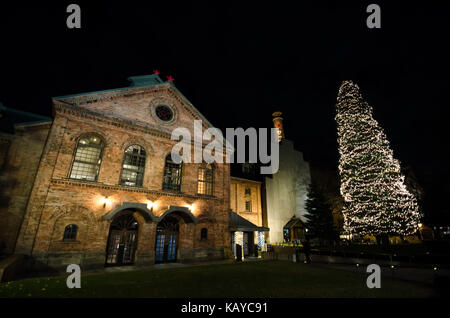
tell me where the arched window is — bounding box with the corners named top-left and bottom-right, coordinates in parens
top-left (120, 145), bottom-right (146, 186)
top-left (162, 154), bottom-right (182, 191)
top-left (63, 224), bottom-right (78, 241)
top-left (69, 134), bottom-right (104, 181)
top-left (198, 163), bottom-right (213, 195)
top-left (200, 228), bottom-right (208, 240)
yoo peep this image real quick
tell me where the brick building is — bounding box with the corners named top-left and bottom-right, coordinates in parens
top-left (0, 75), bottom-right (232, 273)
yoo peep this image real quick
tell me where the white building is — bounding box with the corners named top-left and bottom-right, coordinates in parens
top-left (264, 113), bottom-right (311, 244)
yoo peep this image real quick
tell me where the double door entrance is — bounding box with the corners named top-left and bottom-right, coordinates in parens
top-left (231, 231), bottom-right (255, 259)
top-left (105, 213), bottom-right (138, 266)
top-left (105, 213), bottom-right (180, 266)
top-left (243, 231), bottom-right (254, 257)
top-left (155, 217), bottom-right (179, 263)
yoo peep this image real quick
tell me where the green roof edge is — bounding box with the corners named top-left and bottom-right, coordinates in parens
top-left (0, 103), bottom-right (52, 122)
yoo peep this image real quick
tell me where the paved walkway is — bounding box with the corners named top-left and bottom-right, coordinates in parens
top-left (310, 262), bottom-right (450, 285)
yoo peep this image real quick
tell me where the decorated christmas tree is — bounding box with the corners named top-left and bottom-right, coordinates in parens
top-left (335, 81), bottom-right (421, 238)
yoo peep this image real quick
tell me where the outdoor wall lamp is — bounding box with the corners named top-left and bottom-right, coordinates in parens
top-left (147, 200), bottom-right (156, 212)
top-left (101, 196), bottom-right (111, 209)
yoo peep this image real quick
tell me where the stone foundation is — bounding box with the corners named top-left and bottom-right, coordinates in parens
top-left (178, 247), bottom-right (226, 262)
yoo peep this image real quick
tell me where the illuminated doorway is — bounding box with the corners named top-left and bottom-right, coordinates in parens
top-left (105, 212), bottom-right (138, 266)
top-left (155, 216), bottom-right (179, 263)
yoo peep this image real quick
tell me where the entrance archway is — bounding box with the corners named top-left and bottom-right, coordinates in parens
top-left (105, 212), bottom-right (139, 266)
top-left (155, 216), bottom-right (179, 263)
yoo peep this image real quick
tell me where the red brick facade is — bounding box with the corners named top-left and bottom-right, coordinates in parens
top-left (1, 76), bottom-right (232, 272)
top-left (0, 123), bottom-right (51, 256)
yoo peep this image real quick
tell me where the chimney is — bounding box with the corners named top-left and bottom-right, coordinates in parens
top-left (272, 111), bottom-right (284, 142)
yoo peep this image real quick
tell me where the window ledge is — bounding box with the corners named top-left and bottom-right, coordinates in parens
top-left (120, 184), bottom-right (144, 188)
top-left (196, 194), bottom-right (215, 198)
top-left (162, 189), bottom-right (182, 194)
top-left (60, 240), bottom-right (81, 244)
top-left (51, 178), bottom-right (221, 200)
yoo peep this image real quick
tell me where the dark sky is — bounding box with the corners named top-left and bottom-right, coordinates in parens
top-left (0, 2), bottom-right (449, 221)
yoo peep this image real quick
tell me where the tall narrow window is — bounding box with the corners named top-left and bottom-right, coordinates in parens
top-left (200, 228), bottom-right (208, 240)
top-left (63, 224), bottom-right (78, 241)
top-left (70, 134), bottom-right (104, 181)
top-left (162, 154), bottom-right (182, 191)
top-left (245, 200), bottom-right (252, 212)
top-left (198, 163), bottom-right (213, 195)
top-left (120, 145), bottom-right (146, 186)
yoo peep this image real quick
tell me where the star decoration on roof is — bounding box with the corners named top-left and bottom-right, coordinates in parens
top-left (166, 75), bottom-right (175, 82)
top-left (153, 69), bottom-right (160, 75)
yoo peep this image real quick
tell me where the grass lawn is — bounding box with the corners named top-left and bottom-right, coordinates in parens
top-left (0, 260), bottom-right (436, 298)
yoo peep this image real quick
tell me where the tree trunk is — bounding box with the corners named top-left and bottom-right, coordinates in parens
top-left (376, 234), bottom-right (390, 248)
top-left (376, 235), bottom-right (382, 246)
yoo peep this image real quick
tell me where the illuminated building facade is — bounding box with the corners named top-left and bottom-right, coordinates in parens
top-left (0, 75), bottom-right (232, 272)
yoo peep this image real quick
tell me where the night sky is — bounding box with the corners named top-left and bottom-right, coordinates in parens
top-left (0, 2), bottom-right (449, 222)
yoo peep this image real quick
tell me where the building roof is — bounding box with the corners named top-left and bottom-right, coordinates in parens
top-left (0, 102), bottom-right (52, 134)
top-left (52, 74), bottom-right (234, 151)
top-left (52, 74), bottom-right (215, 127)
top-left (230, 176), bottom-right (262, 184)
top-left (128, 74), bottom-right (165, 87)
top-left (230, 162), bottom-right (264, 182)
top-left (283, 217), bottom-right (304, 229)
top-left (52, 74), bottom-right (164, 100)
top-left (229, 211), bottom-right (269, 232)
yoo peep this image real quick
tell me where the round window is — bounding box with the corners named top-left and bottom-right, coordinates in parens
top-left (155, 105), bottom-right (174, 122)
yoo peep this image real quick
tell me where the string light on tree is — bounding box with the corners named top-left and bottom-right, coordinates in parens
top-left (335, 81), bottom-right (421, 238)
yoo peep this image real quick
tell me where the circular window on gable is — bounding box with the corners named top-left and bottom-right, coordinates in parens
top-left (149, 98), bottom-right (178, 125)
top-left (155, 105), bottom-right (174, 122)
